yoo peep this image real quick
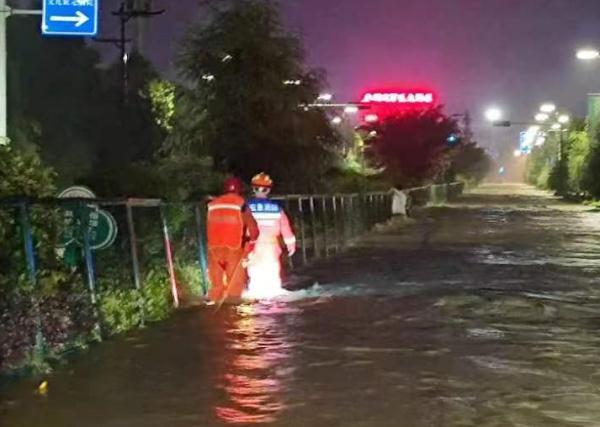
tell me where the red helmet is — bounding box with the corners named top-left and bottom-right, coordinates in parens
top-left (223, 176), bottom-right (243, 194)
top-left (251, 172), bottom-right (273, 188)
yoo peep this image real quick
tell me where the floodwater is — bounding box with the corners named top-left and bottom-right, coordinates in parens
top-left (3, 183), bottom-right (600, 426)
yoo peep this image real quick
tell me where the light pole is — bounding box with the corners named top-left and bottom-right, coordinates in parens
top-left (493, 105), bottom-right (570, 193)
top-left (94, 1), bottom-right (164, 103)
top-left (484, 107), bottom-right (503, 158)
top-left (0, 0), bottom-right (43, 145)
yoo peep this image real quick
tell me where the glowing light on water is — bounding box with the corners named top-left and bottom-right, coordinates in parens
top-left (245, 259), bottom-right (288, 300)
top-left (214, 304), bottom-right (291, 424)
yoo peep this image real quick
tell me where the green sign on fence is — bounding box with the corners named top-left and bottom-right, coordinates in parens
top-left (56, 187), bottom-right (118, 267)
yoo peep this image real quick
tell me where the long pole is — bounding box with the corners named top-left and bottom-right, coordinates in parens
top-left (0, 4), bottom-right (42, 145)
top-left (19, 202), bottom-right (44, 358)
top-left (125, 202), bottom-right (145, 324)
top-left (0, 0), bottom-right (7, 144)
top-left (160, 205), bottom-right (179, 308)
top-left (82, 211), bottom-right (102, 341)
top-left (194, 203), bottom-right (208, 296)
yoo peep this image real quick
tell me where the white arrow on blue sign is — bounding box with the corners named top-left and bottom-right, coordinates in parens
top-left (42, 0), bottom-right (99, 37)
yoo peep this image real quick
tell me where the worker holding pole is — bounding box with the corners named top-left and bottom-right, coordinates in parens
top-left (206, 177), bottom-right (259, 304)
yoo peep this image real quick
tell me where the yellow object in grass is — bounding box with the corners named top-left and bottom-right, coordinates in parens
top-left (37, 381), bottom-right (48, 395)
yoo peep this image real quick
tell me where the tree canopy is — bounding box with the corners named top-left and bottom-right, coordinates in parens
top-left (365, 107), bottom-right (461, 187)
top-left (176, 0), bottom-right (341, 192)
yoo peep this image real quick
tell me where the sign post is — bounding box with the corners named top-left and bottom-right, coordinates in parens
top-left (0, 0), bottom-right (99, 145)
top-left (0, 0), bottom-right (43, 144)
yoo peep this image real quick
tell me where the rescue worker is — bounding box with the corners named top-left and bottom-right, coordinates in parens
top-left (206, 177), bottom-right (259, 304)
top-left (245, 173), bottom-right (296, 298)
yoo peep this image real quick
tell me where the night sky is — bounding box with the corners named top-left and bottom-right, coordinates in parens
top-left (87, 0), bottom-right (600, 149)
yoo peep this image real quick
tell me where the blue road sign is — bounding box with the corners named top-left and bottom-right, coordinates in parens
top-left (519, 131), bottom-right (531, 154)
top-left (42, 0), bottom-right (99, 37)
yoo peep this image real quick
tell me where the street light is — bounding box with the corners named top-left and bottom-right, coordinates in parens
top-left (535, 113), bottom-right (549, 122)
top-left (331, 116), bottom-right (342, 125)
top-left (365, 114), bottom-right (379, 123)
top-left (344, 105), bottom-right (359, 114)
top-left (551, 123), bottom-right (561, 130)
top-left (485, 107), bottom-right (503, 122)
top-left (540, 103), bottom-right (556, 113)
top-left (318, 93), bottom-right (333, 102)
top-left (576, 48), bottom-right (600, 60)
top-left (558, 114), bottom-right (570, 124)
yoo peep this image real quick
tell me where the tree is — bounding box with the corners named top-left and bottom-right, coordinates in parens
top-left (447, 142), bottom-right (492, 185)
top-left (365, 107), bottom-right (459, 187)
top-left (525, 119), bottom-right (586, 195)
top-left (581, 126), bottom-right (600, 198)
top-left (8, 14), bottom-right (103, 184)
top-left (567, 130), bottom-right (590, 194)
top-left (177, 0), bottom-right (341, 192)
top-left (90, 51), bottom-right (165, 169)
top-left (0, 145), bottom-right (56, 289)
top-left (9, 13), bottom-right (166, 196)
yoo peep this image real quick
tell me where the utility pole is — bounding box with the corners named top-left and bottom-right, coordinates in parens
top-left (94, 1), bottom-right (163, 102)
top-left (0, 0), bottom-right (42, 145)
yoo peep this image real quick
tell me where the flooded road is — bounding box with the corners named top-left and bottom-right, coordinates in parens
top-left (4, 183), bottom-right (600, 426)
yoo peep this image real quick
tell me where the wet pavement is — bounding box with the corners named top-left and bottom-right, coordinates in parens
top-left (3, 183), bottom-right (600, 426)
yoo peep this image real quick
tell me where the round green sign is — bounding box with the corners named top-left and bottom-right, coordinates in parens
top-left (90, 209), bottom-right (118, 250)
top-left (56, 187), bottom-right (118, 266)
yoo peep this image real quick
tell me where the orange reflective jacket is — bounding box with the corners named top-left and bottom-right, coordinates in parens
top-left (207, 194), bottom-right (245, 249)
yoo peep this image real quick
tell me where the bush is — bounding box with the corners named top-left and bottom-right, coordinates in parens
top-left (582, 136), bottom-right (600, 199)
top-left (0, 145), bottom-right (57, 293)
top-left (99, 270), bottom-right (173, 334)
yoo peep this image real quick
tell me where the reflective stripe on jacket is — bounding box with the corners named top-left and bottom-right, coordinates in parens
top-left (248, 198), bottom-right (296, 246)
top-left (207, 194), bottom-right (245, 249)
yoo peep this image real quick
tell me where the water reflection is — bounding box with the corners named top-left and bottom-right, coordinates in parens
top-left (214, 303), bottom-right (294, 424)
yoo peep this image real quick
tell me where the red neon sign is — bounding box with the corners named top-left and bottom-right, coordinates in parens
top-left (361, 91), bottom-right (435, 105)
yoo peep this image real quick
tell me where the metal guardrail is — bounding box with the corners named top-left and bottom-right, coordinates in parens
top-left (0, 183), bottom-right (464, 373)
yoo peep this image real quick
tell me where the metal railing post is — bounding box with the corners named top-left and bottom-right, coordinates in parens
top-left (361, 194), bottom-right (367, 232)
top-left (309, 196), bottom-right (320, 259)
top-left (332, 195), bottom-right (340, 253)
top-left (284, 197), bottom-right (295, 269)
top-left (82, 204), bottom-right (102, 340)
top-left (298, 197), bottom-right (308, 265)
top-left (18, 202), bottom-right (45, 358)
top-left (350, 195), bottom-right (357, 238)
top-left (125, 202), bottom-right (144, 324)
top-left (194, 203), bottom-right (208, 296)
top-left (321, 196), bottom-right (329, 258)
top-left (160, 205), bottom-right (179, 308)
top-left (369, 194), bottom-right (375, 227)
top-left (339, 196), bottom-right (346, 246)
